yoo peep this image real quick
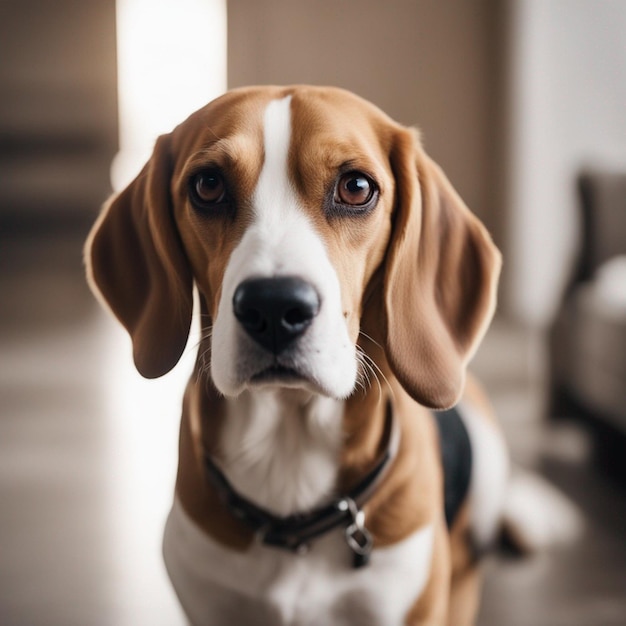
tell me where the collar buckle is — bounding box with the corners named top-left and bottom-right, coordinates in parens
top-left (338, 497), bottom-right (373, 568)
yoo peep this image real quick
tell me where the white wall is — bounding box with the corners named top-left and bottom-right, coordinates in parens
top-left (506, 0), bottom-right (626, 326)
top-left (112, 0), bottom-right (227, 190)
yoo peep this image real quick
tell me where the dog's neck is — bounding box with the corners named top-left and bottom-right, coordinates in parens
top-left (189, 327), bottom-right (394, 523)
top-left (215, 388), bottom-right (345, 517)
top-left (177, 346), bottom-right (404, 552)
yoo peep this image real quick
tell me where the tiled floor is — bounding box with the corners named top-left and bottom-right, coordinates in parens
top-left (1, 231), bottom-right (625, 626)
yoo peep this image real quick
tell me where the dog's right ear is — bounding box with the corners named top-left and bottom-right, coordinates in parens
top-left (85, 134), bottom-right (193, 378)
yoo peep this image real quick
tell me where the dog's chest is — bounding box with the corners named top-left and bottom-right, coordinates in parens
top-left (163, 497), bottom-right (434, 626)
top-left (217, 391), bottom-right (344, 516)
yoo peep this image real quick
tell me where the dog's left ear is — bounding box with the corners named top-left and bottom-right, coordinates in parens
top-left (375, 129), bottom-right (501, 409)
top-left (85, 134), bottom-right (193, 378)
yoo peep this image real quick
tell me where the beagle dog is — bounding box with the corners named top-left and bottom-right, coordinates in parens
top-left (85, 85), bottom-right (510, 625)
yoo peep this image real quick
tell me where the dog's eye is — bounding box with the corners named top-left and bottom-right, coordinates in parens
top-left (190, 170), bottom-right (227, 207)
top-left (336, 172), bottom-right (375, 207)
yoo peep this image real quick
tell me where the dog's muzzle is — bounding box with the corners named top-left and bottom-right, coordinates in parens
top-left (232, 277), bottom-right (321, 354)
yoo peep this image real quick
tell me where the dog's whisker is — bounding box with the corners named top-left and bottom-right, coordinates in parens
top-left (192, 328), bottom-right (215, 384)
top-left (355, 349), bottom-right (372, 383)
top-left (356, 367), bottom-right (370, 392)
top-left (353, 367), bottom-right (365, 394)
top-left (356, 332), bottom-right (388, 401)
top-left (190, 337), bottom-right (211, 370)
top-left (363, 360), bottom-right (376, 387)
top-left (360, 351), bottom-right (387, 387)
top-left (367, 356), bottom-right (395, 405)
top-left (354, 362), bottom-right (369, 396)
top-left (358, 330), bottom-right (384, 351)
top-left (356, 346), bottom-right (395, 406)
top-left (184, 325), bottom-right (214, 365)
top-left (355, 346), bottom-right (381, 399)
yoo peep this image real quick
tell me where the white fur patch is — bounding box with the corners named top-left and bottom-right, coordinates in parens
top-left (457, 401), bottom-right (510, 548)
top-left (218, 388), bottom-right (344, 516)
top-left (502, 470), bottom-right (584, 552)
top-left (163, 496), bottom-right (434, 626)
top-left (459, 402), bottom-right (583, 552)
top-left (210, 96), bottom-right (357, 400)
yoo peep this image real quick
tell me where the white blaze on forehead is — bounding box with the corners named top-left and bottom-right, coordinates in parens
top-left (242, 95), bottom-right (329, 276)
top-left (255, 96), bottom-right (294, 216)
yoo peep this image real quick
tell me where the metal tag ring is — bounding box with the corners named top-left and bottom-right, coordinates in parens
top-left (345, 523), bottom-right (373, 556)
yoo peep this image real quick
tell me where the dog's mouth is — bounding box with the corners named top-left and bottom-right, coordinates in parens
top-left (250, 365), bottom-right (306, 385)
top-left (247, 362), bottom-right (331, 395)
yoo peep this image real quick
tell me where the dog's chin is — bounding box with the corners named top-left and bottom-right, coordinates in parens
top-left (213, 362), bottom-right (354, 400)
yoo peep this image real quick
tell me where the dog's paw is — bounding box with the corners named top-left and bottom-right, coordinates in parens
top-left (501, 470), bottom-right (584, 554)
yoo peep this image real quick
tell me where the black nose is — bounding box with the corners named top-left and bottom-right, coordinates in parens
top-left (233, 277), bottom-right (321, 354)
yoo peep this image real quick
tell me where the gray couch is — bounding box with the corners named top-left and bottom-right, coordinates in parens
top-left (550, 170), bottom-right (626, 478)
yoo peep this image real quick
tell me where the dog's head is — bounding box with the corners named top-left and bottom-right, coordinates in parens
top-left (86, 86), bottom-right (500, 409)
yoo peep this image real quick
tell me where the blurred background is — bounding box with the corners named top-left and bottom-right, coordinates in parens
top-left (1, 0), bottom-right (625, 624)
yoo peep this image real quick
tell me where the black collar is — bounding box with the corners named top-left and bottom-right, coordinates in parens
top-left (203, 401), bottom-right (400, 568)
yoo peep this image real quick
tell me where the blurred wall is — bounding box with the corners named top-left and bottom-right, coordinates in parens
top-left (227, 0), bottom-right (506, 243)
top-left (505, 0), bottom-right (626, 326)
top-left (0, 0), bottom-right (117, 230)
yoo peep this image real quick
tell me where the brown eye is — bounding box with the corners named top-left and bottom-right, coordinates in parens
top-left (336, 172), bottom-right (375, 206)
top-left (191, 170), bottom-right (226, 206)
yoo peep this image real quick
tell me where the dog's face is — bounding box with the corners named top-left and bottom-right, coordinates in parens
top-left (178, 90), bottom-right (396, 399)
top-left (87, 86), bottom-right (500, 409)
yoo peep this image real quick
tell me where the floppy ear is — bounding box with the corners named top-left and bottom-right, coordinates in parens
top-left (85, 134), bottom-right (193, 378)
top-left (378, 129), bottom-right (501, 409)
